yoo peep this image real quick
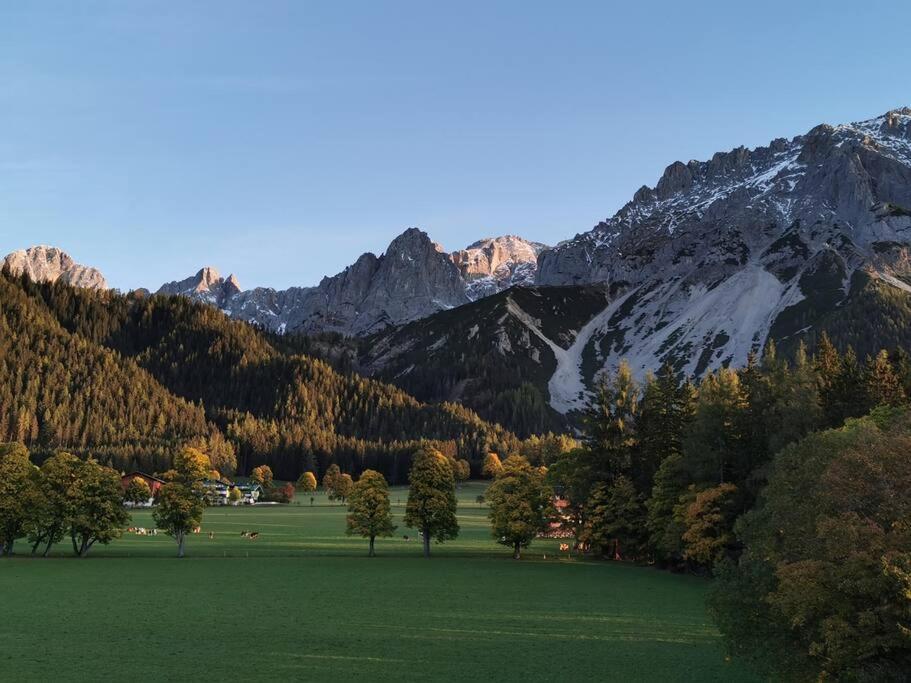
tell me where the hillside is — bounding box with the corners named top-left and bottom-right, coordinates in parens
top-left (359, 285), bottom-right (609, 435)
top-left (0, 273), bottom-right (219, 473)
top-left (2, 273), bottom-right (520, 481)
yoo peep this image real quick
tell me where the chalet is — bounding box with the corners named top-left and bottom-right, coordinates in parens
top-left (233, 484), bottom-right (262, 505)
top-left (202, 479), bottom-right (230, 506)
top-left (120, 471), bottom-right (166, 507)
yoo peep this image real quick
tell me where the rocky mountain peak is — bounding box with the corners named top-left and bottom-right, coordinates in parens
top-left (157, 266), bottom-right (241, 308)
top-left (451, 235), bottom-right (550, 300)
top-left (1, 245), bottom-right (108, 290)
top-left (535, 106), bottom-right (911, 395)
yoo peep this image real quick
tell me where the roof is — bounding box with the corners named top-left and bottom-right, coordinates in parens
top-left (122, 471), bottom-right (167, 484)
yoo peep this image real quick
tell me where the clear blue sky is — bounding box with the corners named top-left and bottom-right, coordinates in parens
top-left (1, 1), bottom-right (909, 291)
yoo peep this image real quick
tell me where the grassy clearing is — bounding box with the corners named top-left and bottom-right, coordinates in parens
top-left (0, 483), bottom-right (756, 681)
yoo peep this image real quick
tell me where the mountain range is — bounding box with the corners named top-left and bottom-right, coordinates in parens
top-left (5, 106), bottom-right (911, 431)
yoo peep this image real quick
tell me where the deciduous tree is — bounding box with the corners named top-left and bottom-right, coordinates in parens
top-left (346, 470), bottom-right (396, 556)
top-left (333, 473), bottom-right (354, 503)
top-left (68, 459), bottom-right (130, 558)
top-left (404, 446), bottom-right (459, 557)
top-left (250, 464), bottom-right (274, 489)
top-left (322, 464), bottom-right (341, 495)
top-left (486, 456), bottom-right (553, 559)
top-left (481, 453), bottom-right (503, 478)
top-left (26, 451), bottom-right (82, 556)
top-left (710, 409), bottom-right (911, 678)
top-left (677, 483), bottom-right (739, 569)
top-left (123, 477), bottom-right (152, 506)
top-left (0, 442), bottom-right (34, 557)
top-left (153, 447), bottom-right (210, 558)
top-left (296, 471), bottom-right (317, 492)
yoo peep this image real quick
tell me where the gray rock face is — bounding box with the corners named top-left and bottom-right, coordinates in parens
top-left (164, 228), bottom-right (472, 336)
top-left (157, 267), bottom-right (241, 308)
top-left (158, 230), bottom-right (551, 336)
top-left (451, 235), bottom-right (549, 300)
top-left (2, 245), bottom-right (108, 290)
top-left (533, 107), bottom-right (911, 406)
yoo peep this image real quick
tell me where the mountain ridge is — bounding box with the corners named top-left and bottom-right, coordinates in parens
top-left (5, 106), bottom-right (911, 424)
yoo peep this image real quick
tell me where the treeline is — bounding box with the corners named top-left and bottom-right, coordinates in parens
top-left (0, 272), bottom-right (539, 482)
top-left (550, 336), bottom-right (911, 678)
top-left (551, 336), bottom-right (907, 567)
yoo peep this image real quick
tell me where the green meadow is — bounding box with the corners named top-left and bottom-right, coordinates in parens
top-left (0, 483), bottom-right (757, 681)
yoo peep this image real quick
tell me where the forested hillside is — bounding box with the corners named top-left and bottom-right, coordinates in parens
top-left (359, 285), bottom-right (610, 436)
top-left (0, 273), bottom-right (523, 481)
top-left (0, 274), bottom-right (220, 473)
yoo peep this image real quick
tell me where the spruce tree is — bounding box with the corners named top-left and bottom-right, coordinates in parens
top-left (636, 362), bottom-right (694, 495)
top-left (583, 361), bottom-right (639, 484)
top-left (683, 368), bottom-right (748, 487)
top-left (582, 475), bottom-right (646, 561)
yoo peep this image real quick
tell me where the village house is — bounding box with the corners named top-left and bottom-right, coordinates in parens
top-left (234, 483), bottom-right (263, 505)
top-left (120, 471), bottom-right (166, 507)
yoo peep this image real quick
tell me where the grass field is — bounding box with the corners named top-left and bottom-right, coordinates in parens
top-left (0, 483), bottom-right (757, 681)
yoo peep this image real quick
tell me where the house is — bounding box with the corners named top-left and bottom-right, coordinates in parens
top-left (120, 471), bottom-right (166, 507)
top-left (232, 484), bottom-right (263, 505)
top-left (202, 479), bottom-right (231, 506)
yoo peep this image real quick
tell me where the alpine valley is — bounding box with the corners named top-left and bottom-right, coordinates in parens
top-left (5, 107), bottom-right (911, 436)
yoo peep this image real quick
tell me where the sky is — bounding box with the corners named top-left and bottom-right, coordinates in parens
top-left (1, 1), bottom-right (909, 291)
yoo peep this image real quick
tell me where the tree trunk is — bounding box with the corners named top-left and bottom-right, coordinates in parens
top-left (177, 532), bottom-right (185, 558)
top-left (43, 538), bottom-right (54, 558)
top-left (368, 535), bottom-right (375, 557)
top-left (513, 541), bottom-right (521, 560)
top-left (31, 537), bottom-right (42, 555)
top-left (422, 527), bottom-right (431, 558)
